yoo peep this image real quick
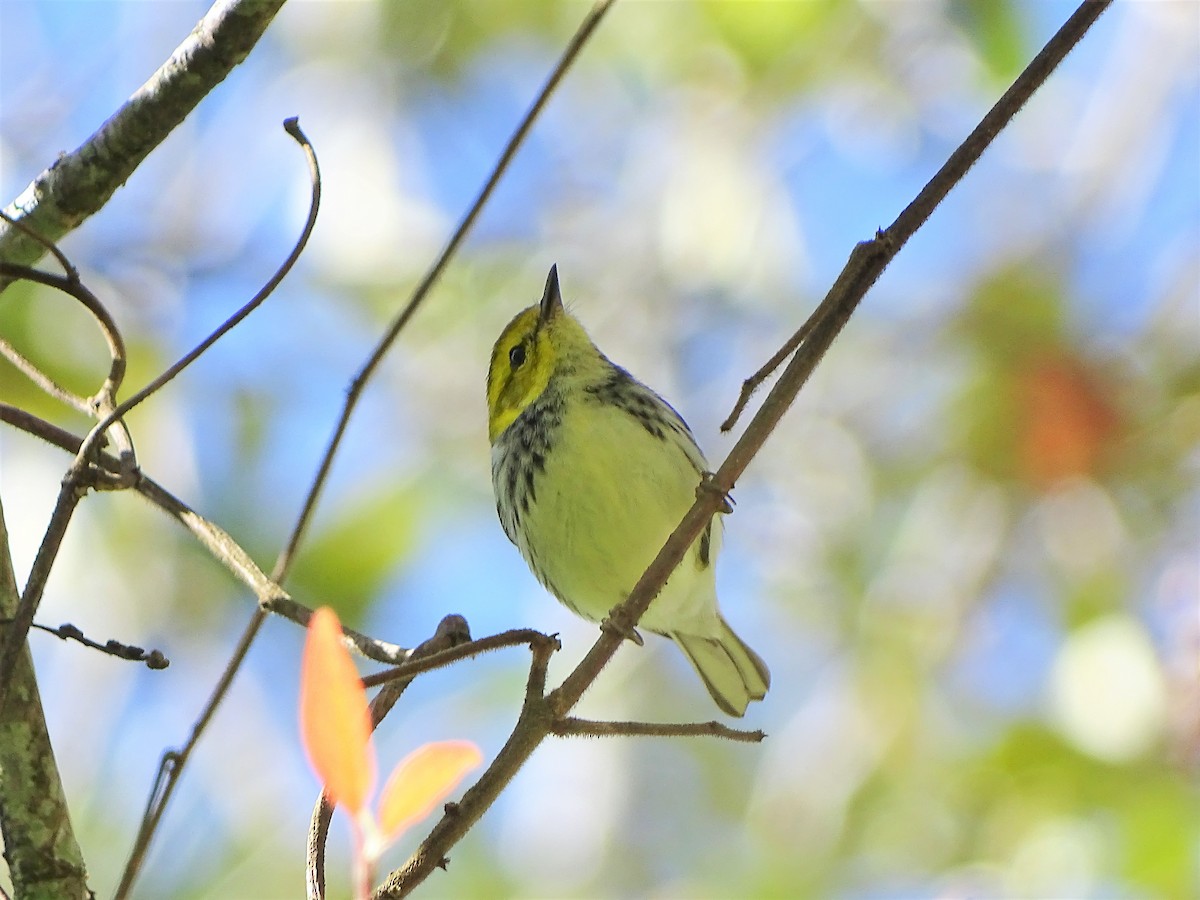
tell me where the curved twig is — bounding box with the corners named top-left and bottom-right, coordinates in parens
top-left (0, 263), bottom-right (127, 404)
top-left (0, 118), bottom-right (319, 718)
top-left (94, 119), bottom-right (319, 442)
top-left (0, 228), bottom-right (132, 492)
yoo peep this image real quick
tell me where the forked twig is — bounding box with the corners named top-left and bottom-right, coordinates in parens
top-left (549, 0), bottom-right (1115, 719)
top-left (0, 250), bottom-right (127, 409)
top-left (0, 266), bottom-right (125, 389)
top-left (0, 254), bottom-right (135, 474)
top-left (0, 210), bottom-right (103, 413)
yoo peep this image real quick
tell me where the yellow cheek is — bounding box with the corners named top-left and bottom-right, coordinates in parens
top-left (508, 374), bottom-right (538, 414)
top-left (489, 408), bottom-right (519, 443)
top-left (489, 372), bottom-right (529, 441)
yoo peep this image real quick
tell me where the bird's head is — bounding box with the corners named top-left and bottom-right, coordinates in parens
top-left (486, 265), bottom-right (594, 442)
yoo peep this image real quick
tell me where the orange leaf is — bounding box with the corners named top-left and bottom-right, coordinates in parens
top-left (1017, 354), bottom-right (1121, 488)
top-left (299, 607), bottom-right (375, 814)
top-left (377, 741), bottom-right (482, 841)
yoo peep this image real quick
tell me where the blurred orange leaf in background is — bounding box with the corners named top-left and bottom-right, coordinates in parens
top-left (1017, 353), bottom-right (1122, 489)
top-left (300, 607), bottom-right (375, 815)
top-left (378, 741), bottom-right (484, 840)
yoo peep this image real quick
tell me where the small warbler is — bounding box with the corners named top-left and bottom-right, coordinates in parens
top-left (487, 266), bottom-right (769, 716)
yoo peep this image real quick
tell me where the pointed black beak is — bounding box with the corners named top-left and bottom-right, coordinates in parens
top-left (539, 264), bottom-right (562, 324)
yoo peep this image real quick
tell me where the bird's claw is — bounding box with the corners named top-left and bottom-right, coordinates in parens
top-left (697, 472), bottom-right (734, 514)
top-left (601, 615), bottom-right (644, 646)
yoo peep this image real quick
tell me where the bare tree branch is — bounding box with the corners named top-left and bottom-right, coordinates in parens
top-left (0, 0), bottom-right (287, 279)
top-left (373, 634), bottom-right (561, 900)
top-left (374, 2), bottom-right (1114, 895)
top-left (552, 717), bottom-right (765, 742)
top-left (116, 0), bottom-right (619, 881)
top-left (0, 496), bottom-right (91, 898)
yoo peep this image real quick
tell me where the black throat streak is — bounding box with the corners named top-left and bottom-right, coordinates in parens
top-left (494, 390), bottom-right (563, 541)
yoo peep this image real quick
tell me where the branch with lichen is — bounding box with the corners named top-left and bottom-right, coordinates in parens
top-left (0, 0), bottom-right (286, 278)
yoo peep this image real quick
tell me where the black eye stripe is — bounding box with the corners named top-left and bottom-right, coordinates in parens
top-left (509, 344), bottom-right (526, 368)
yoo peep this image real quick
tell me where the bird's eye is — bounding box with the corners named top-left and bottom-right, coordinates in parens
top-left (509, 344), bottom-right (527, 369)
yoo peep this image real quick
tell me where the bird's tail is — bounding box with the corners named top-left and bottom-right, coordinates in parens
top-left (672, 616), bottom-right (770, 717)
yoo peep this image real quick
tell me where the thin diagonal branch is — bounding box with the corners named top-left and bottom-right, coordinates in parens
top-left (114, 607), bottom-right (266, 900)
top-left (1, 402), bottom-right (416, 664)
top-left (719, 304), bottom-right (820, 432)
top-left (0, 337), bottom-right (91, 414)
top-left (111, 121), bottom-right (322, 899)
top-left (374, 634), bottom-right (560, 899)
top-left (719, 0), bottom-right (1115, 435)
top-left (27, 622), bottom-right (169, 669)
top-left (272, 0), bottom-right (619, 587)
